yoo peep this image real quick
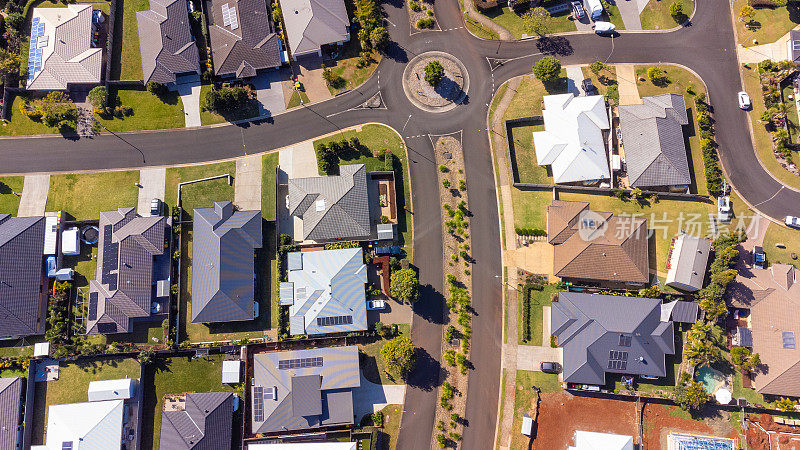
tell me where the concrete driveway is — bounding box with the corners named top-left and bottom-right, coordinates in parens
top-left (172, 74), bottom-right (201, 128)
top-left (252, 70), bottom-right (286, 118)
top-left (136, 168), bottom-right (166, 216)
top-left (613, 0), bottom-right (642, 30)
top-left (516, 345), bottom-right (563, 372)
top-left (17, 175), bottom-right (50, 217)
top-left (565, 65), bottom-right (585, 96)
top-left (352, 375), bottom-right (405, 420)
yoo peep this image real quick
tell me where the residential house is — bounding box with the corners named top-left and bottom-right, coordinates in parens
top-left (618, 94), bottom-right (691, 190)
top-left (788, 30), bottom-right (800, 63)
top-left (665, 233), bottom-right (711, 292)
top-left (247, 443), bottom-right (357, 450)
top-left (569, 431), bottom-right (634, 450)
top-left (208, 0), bottom-right (282, 78)
top-left (159, 392), bottom-right (234, 449)
top-left (35, 400), bottom-right (126, 450)
top-left (136, 0), bottom-right (200, 85)
top-left (279, 0), bottom-right (349, 57)
top-left (551, 292), bottom-right (676, 386)
top-left (87, 207), bottom-right (169, 334)
top-left (191, 201), bottom-right (262, 323)
top-left (27, 5), bottom-right (102, 90)
top-left (728, 263), bottom-right (800, 397)
top-left (281, 247), bottom-right (367, 336)
top-left (532, 93), bottom-right (610, 184)
top-left (0, 377), bottom-right (23, 450)
top-left (547, 201), bottom-right (649, 287)
top-left (0, 214), bottom-right (47, 339)
top-left (250, 346), bottom-right (360, 435)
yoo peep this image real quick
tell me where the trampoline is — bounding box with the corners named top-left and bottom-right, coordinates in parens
top-left (80, 225), bottom-right (99, 245)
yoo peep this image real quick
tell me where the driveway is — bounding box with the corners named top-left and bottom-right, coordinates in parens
top-left (136, 168), bottom-right (166, 216)
top-left (515, 345), bottom-right (563, 371)
top-left (616, 64), bottom-right (642, 105)
top-left (172, 74), bottom-right (201, 128)
top-left (366, 300), bottom-right (414, 326)
top-left (565, 65), bottom-right (585, 96)
top-left (351, 375), bottom-right (405, 420)
top-left (234, 155), bottom-right (262, 211)
top-left (252, 70), bottom-right (286, 118)
top-left (613, 0), bottom-right (642, 30)
top-left (17, 175), bottom-right (50, 217)
top-left (292, 54), bottom-right (332, 103)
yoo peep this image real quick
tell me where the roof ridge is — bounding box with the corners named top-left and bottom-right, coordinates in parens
top-left (79, 400), bottom-right (122, 440)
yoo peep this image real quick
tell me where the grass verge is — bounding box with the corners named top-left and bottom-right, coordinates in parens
top-left (639, 0), bottom-right (694, 30)
top-left (763, 222), bottom-right (800, 268)
top-left (480, 6), bottom-right (576, 39)
top-left (0, 177), bottom-right (24, 214)
top-left (99, 88), bottom-right (186, 131)
top-left (46, 171), bottom-right (139, 220)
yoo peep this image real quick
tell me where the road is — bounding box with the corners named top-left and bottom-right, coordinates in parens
top-left (1, 0), bottom-right (798, 448)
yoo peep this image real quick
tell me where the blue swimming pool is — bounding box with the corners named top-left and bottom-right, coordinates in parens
top-left (696, 366), bottom-right (725, 394)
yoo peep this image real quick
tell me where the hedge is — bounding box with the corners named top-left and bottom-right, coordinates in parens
top-left (515, 227), bottom-right (547, 236)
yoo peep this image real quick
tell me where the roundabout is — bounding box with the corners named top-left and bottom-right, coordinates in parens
top-left (402, 51), bottom-right (470, 113)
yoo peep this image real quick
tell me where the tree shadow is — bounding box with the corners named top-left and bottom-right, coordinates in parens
top-left (413, 283), bottom-right (446, 325)
top-left (433, 75), bottom-right (464, 102)
top-left (385, 41), bottom-right (409, 63)
top-left (536, 36), bottom-right (573, 56)
top-left (0, 182), bottom-right (12, 195)
top-left (405, 347), bottom-right (446, 391)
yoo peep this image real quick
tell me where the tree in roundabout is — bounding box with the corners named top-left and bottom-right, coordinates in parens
top-left (424, 60), bottom-right (445, 87)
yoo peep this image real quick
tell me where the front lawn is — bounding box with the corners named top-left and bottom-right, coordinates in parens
top-left (198, 84), bottom-right (260, 125)
top-left (286, 89), bottom-right (310, 109)
top-left (99, 88), bottom-right (186, 131)
top-left (110, 0), bottom-right (150, 80)
top-left (581, 64), bottom-right (618, 99)
top-left (481, 7), bottom-right (577, 39)
top-left (164, 161), bottom-right (236, 217)
top-left (358, 324), bottom-right (411, 385)
top-left (639, 0), bottom-right (694, 30)
top-left (763, 222), bottom-right (800, 268)
top-left (733, 0), bottom-right (800, 47)
top-left (517, 284), bottom-right (561, 346)
top-left (46, 171), bottom-right (139, 220)
top-left (262, 153), bottom-right (279, 220)
top-left (464, 13), bottom-right (500, 39)
top-left (325, 41), bottom-right (381, 95)
top-left (601, 0), bottom-right (625, 31)
top-left (0, 177), bottom-right (23, 215)
top-left (0, 96), bottom-right (60, 136)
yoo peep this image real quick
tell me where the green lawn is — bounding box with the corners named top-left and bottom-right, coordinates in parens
top-left (508, 123), bottom-right (550, 184)
top-left (378, 404), bottom-right (403, 450)
top-left (198, 84), bottom-right (260, 125)
top-left (31, 358), bottom-right (141, 446)
top-left (46, 171), bottom-right (139, 220)
top-left (0, 336), bottom-right (45, 358)
top-left (0, 177), bottom-right (23, 215)
top-left (465, 14), bottom-right (500, 39)
top-left (511, 188), bottom-right (551, 230)
top-left (99, 88), bottom-right (186, 131)
top-left (31, 0), bottom-right (110, 13)
top-left (783, 84), bottom-right (800, 142)
top-left (0, 96), bottom-right (60, 136)
top-left (142, 355), bottom-right (242, 450)
top-left (110, 0), bottom-right (150, 80)
top-left (763, 222), bottom-right (800, 268)
top-left (358, 324), bottom-right (412, 385)
top-left (734, 0), bottom-right (800, 47)
top-left (581, 64), bottom-right (618, 99)
top-left (510, 370), bottom-right (559, 450)
top-left (325, 39), bottom-right (381, 95)
top-left (611, 328), bottom-right (685, 394)
top-left (164, 161), bottom-right (236, 217)
top-left (286, 89), bottom-right (310, 109)
top-left (639, 0), bottom-right (694, 30)
top-left (601, 1), bottom-right (625, 31)
top-left (262, 153), bottom-right (279, 220)
top-left (481, 7), bottom-right (577, 39)
top-left (732, 367), bottom-right (769, 408)
top-left (517, 284), bottom-right (561, 346)
top-left (313, 124), bottom-right (414, 260)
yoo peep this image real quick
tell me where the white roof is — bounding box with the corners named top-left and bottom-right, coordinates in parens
top-left (247, 443), bottom-right (357, 450)
top-left (62, 227), bottom-right (79, 255)
top-left (33, 342), bottom-right (50, 357)
top-left (43, 216), bottom-right (57, 255)
top-left (43, 400), bottom-right (124, 450)
top-left (569, 431), bottom-right (634, 450)
top-left (279, 0), bottom-right (350, 56)
top-left (222, 360), bottom-right (241, 383)
top-left (533, 94), bottom-right (610, 184)
top-left (87, 378), bottom-right (135, 401)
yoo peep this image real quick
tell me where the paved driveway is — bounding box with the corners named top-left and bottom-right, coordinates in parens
top-left (252, 70), bottom-right (286, 118)
top-left (516, 345), bottom-right (563, 371)
top-left (234, 155), bottom-right (262, 211)
top-left (565, 65), bottom-right (585, 96)
top-left (17, 175), bottom-right (50, 217)
top-left (172, 74), bottom-right (202, 128)
top-left (352, 375), bottom-right (406, 420)
top-left (613, 0), bottom-right (642, 30)
top-left (136, 168), bottom-right (166, 216)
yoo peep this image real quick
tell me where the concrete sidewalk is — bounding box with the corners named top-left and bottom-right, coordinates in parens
top-left (616, 64), bottom-right (642, 105)
top-left (137, 168), bottom-right (166, 216)
top-left (17, 174), bottom-right (50, 217)
top-left (234, 155), bottom-right (262, 212)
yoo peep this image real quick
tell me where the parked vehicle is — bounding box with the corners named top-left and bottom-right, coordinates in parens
top-left (717, 196), bottom-right (732, 223)
top-left (738, 91), bottom-right (751, 110)
top-left (752, 246), bottom-right (766, 269)
top-left (592, 21), bottom-right (616, 35)
top-left (786, 215), bottom-right (800, 228)
top-left (540, 362), bottom-right (561, 374)
top-left (253, 301), bottom-right (259, 318)
top-left (571, 0), bottom-right (586, 19)
top-left (367, 299), bottom-right (387, 310)
top-left (583, 0), bottom-right (603, 20)
top-left (581, 78), bottom-right (596, 94)
top-left (150, 198), bottom-right (162, 216)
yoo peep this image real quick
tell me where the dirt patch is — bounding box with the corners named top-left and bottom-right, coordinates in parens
top-left (643, 403), bottom-right (736, 450)
top-left (746, 414), bottom-right (800, 450)
top-left (532, 392), bottom-right (638, 449)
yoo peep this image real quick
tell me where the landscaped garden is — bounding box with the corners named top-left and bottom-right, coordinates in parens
top-left (517, 281), bottom-right (561, 346)
top-left (359, 324), bottom-right (411, 385)
top-left (45, 171), bottom-right (140, 220)
top-left (199, 83), bottom-right (260, 125)
top-left (0, 93), bottom-right (78, 136)
top-left (733, 0), bottom-right (800, 47)
top-left (0, 177), bottom-right (23, 214)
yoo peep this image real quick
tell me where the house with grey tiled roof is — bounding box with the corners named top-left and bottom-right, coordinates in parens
top-left (87, 207), bottom-right (169, 334)
top-left (250, 346), bottom-right (360, 435)
top-left (0, 214), bottom-right (47, 339)
top-left (27, 5), bottom-right (103, 90)
top-left (551, 292), bottom-right (676, 386)
top-left (208, 0), bottom-right (282, 78)
top-left (282, 247), bottom-right (367, 336)
top-left (288, 164), bottom-right (374, 242)
top-left (191, 201), bottom-right (262, 323)
top-left (159, 392), bottom-right (234, 449)
top-left (136, 0), bottom-right (200, 85)
top-left (279, 0), bottom-right (349, 57)
top-left (0, 377), bottom-right (23, 450)
top-left (619, 94), bottom-right (691, 189)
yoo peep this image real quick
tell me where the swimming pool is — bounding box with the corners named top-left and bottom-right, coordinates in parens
top-left (696, 366), bottom-right (725, 394)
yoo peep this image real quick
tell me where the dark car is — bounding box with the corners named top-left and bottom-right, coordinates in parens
top-left (540, 362), bottom-right (561, 374)
top-left (581, 78), bottom-right (596, 94)
top-left (753, 245), bottom-right (766, 269)
top-left (571, 1), bottom-right (585, 19)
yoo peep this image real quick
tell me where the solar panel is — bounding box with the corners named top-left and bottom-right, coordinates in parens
top-left (88, 292), bottom-right (98, 321)
top-left (62, 442), bottom-right (73, 450)
top-left (97, 322), bottom-right (117, 333)
top-left (618, 335), bottom-right (632, 347)
top-left (252, 386), bottom-right (264, 422)
top-left (228, 6), bottom-right (238, 30)
top-left (783, 331), bottom-right (796, 349)
top-left (278, 357), bottom-right (323, 370)
top-left (316, 315), bottom-right (353, 327)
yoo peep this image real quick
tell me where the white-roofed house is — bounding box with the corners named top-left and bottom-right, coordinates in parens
top-left (532, 93), bottom-right (611, 184)
top-left (87, 378), bottom-right (136, 402)
top-left (34, 400), bottom-right (125, 450)
top-left (279, 0), bottom-right (350, 57)
top-left (569, 430), bottom-right (634, 450)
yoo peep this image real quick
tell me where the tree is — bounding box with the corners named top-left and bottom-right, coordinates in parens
top-left (146, 81), bottom-right (168, 98)
top-left (137, 349), bottom-right (156, 365)
top-left (424, 61), bottom-right (445, 87)
top-left (669, 1), bottom-right (683, 17)
top-left (39, 91), bottom-right (77, 129)
top-left (739, 4), bottom-right (754, 21)
top-left (380, 336), bottom-right (416, 380)
top-left (522, 7), bottom-right (554, 36)
top-left (533, 56), bottom-right (561, 82)
top-left (731, 346), bottom-right (761, 373)
top-left (0, 48), bottom-right (19, 85)
top-left (3, 12), bottom-right (23, 32)
top-left (370, 26), bottom-right (389, 52)
top-left (87, 86), bottom-right (107, 109)
top-left (589, 61), bottom-right (606, 76)
top-left (673, 380), bottom-right (709, 411)
top-left (776, 397), bottom-right (798, 412)
top-left (684, 320), bottom-right (722, 366)
top-left (710, 268), bottom-right (737, 287)
top-left (647, 66), bottom-right (668, 85)
top-left (390, 268), bottom-right (419, 303)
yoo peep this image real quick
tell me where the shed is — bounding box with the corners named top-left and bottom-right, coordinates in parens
top-left (222, 360), bottom-right (241, 384)
top-left (660, 301), bottom-right (699, 324)
top-left (521, 413), bottom-right (533, 436)
top-left (665, 234), bottom-right (711, 292)
top-left (733, 327), bottom-right (753, 348)
top-left (33, 342), bottom-right (50, 357)
top-left (376, 223), bottom-right (394, 241)
top-left (288, 252), bottom-right (303, 271)
top-left (43, 216), bottom-right (57, 255)
top-left (61, 227), bottom-right (80, 256)
top-left (156, 279), bottom-right (170, 298)
top-left (87, 378), bottom-right (136, 401)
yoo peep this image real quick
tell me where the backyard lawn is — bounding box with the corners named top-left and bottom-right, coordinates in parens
top-left (517, 284), bottom-right (561, 346)
top-left (480, 7), bottom-right (577, 39)
top-left (29, 0), bottom-right (110, 14)
top-left (46, 171), bottom-right (139, 220)
top-left (639, 0), bottom-right (694, 30)
top-left (763, 222), bottom-right (800, 268)
top-left (141, 355), bottom-right (242, 450)
top-left (0, 177), bottom-right (23, 215)
top-left (733, 0), bottom-right (800, 47)
top-left (262, 153), bottom-right (279, 220)
top-left (99, 88), bottom-right (186, 131)
top-left (358, 324), bottom-right (411, 385)
top-left (0, 96), bottom-right (60, 136)
top-left (110, 0), bottom-right (150, 80)
top-left (164, 161), bottom-right (236, 217)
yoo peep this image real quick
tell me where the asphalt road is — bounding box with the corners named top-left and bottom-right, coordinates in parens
top-left (2, 0), bottom-right (799, 448)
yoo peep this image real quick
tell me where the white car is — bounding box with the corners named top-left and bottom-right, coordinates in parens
top-left (592, 21), bottom-right (616, 35)
top-left (786, 215), bottom-right (800, 228)
top-left (367, 299), bottom-right (387, 310)
top-left (738, 91), bottom-right (751, 110)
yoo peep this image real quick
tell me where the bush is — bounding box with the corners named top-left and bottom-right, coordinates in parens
top-left (315, 143), bottom-right (339, 175)
top-left (390, 268), bottom-right (419, 303)
top-left (409, 0), bottom-right (421, 11)
top-left (533, 56), bottom-right (561, 82)
top-left (87, 86), bottom-right (107, 109)
top-left (589, 61), bottom-right (605, 75)
top-left (416, 17), bottom-right (435, 29)
top-left (424, 60), bottom-right (444, 86)
top-left (381, 336), bottom-right (416, 380)
top-left (669, 0), bottom-right (683, 17)
top-left (322, 68), bottom-right (346, 89)
top-left (697, 112), bottom-right (712, 130)
top-left (515, 227), bottom-right (546, 236)
top-left (146, 81), bottom-right (169, 98)
top-left (202, 85), bottom-right (252, 113)
top-left (371, 411), bottom-right (384, 427)
top-left (647, 67), bottom-right (668, 85)
top-left (384, 151), bottom-right (396, 172)
top-left (4, 12), bottom-right (22, 32)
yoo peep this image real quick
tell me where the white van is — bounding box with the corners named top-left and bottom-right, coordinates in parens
top-left (583, 0), bottom-right (604, 20)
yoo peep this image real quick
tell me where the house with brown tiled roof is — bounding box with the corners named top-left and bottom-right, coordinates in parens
top-left (728, 263), bottom-right (800, 398)
top-left (547, 201), bottom-right (649, 287)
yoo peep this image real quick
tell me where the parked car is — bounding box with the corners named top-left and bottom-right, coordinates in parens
top-left (367, 299), bottom-right (387, 310)
top-left (253, 301), bottom-right (259, 318)
top-left (151, 302), bottom-right (162, 314)
top-left (540, 362), bottom-right (561, 374)
top-left (583, 0), bottom-right (603, 20)
top-left (738, 91), bottom-right (751, 110)
top-left (571, 0), bottom-right (585, 19)
top-left (752, 245), bottom-right (766, 269)
top-left (150, 198), bottom-right (162, 216)
top-left (786, 215), bottom-right (800, 228)
top-left (592, 21), bottom-right (616, 35)
top-left (581, 78), bottom-right (596, 94)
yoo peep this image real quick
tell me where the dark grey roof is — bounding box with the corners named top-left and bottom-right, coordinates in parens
top-left (666, 301), bottom-right (699, 324)
top-left (251, 346), bottom-right (359, 434)
top-left (191, 201), bottom-right (262, 323)
top-left (0, 377), bottom-right (22, 450)
top-left (137, 0), bottom-right (200, 84)
top-left (0, 214), bottom-right (46, 338)
top-left (551, 292), bottom-right (676, 385)
top-left (208, 0), bottom-right (281, 78)
top-left (666, 234), bottom-right (711, 292)
top-left (288, 164), bottom-right (371, 241)
top-left (791, 30), bottom-right (800, 63)
top-left (88, 208), bottom-right (167, 334)
top-left (619, 94), bottom-right (691, 188)
top-left (159, 392), bottom-right (233, 450)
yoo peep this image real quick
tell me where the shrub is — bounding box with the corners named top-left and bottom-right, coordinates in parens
top-left (443, 349), bottom-right (457, 365)
top-left (322, 68), bottom-right (346, 89)
top-left (4, 12), bottom-right (23, 32)
top-left (371, 411), bottom-right (384, 427)
top-left (416, 17), bottom-right (435, 28)
top-left (669, 1), bottom-right (683, 17)
top-left (424, 60), bottom-right (445, 86)
top-left (697, 112), bottom-right (712, 130)
top-left (439, 164), bottom-right (449, 173)
top-left (146, 81), bottom-right (169, 98)
top-left (589, 61), bottom-right (605, 75)
top-left (533, 56), bottom-right (561, 82)
top-left (381, 336), bottom-right (417, 380)
top-left (647, 67), bottom-right (668, 85)
top-left (390, 268), bottom-right (419, 303)
top-left (384, 152), bottom-right (396, 171)
top-left (202, 85), bottom-right (252, 113)
top-left (87, 86), bottom-right (107, 109)
top-left (409, 0), bottom-right (421, 10)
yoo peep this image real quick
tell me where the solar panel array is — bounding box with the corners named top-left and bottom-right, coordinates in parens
top-left (671, 434), bottom-right (734, 450)
top-left (27, 18), bottom-right (47, 80)
top-left (101, 225), bottom-right (119, 290)
top-left (278, 356), bottom-right (323, 370)
top-left (607, 350), bottom-right (628, 371)
top-left (783, 331), bottom-right (796, 349)
top-left (618, 334), bottom-right (632, 347)
top-left (316, 315), bottom-right (353, 327)
top-left (221, 3), bottom-right (239, 30)
top-left (88, 292), bottom-right (98, 321)
top-left (62, 442), bottom-right (73, 450)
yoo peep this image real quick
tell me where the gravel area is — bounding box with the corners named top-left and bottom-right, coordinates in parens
top-left (408, 0), bottom-right (437, 30)
top-left (406, 56), bottom-right (465, 108)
